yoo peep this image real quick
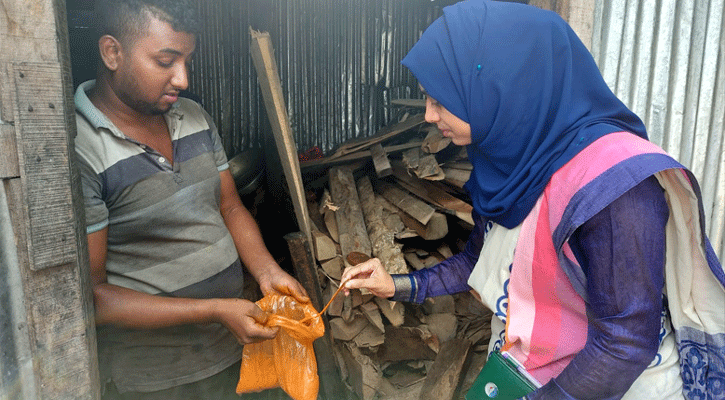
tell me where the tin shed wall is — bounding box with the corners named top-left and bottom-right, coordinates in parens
top-left (185, 0), bottom-right (724, 261)
top-left (589, 0), bottom-right (724, 262)
top-left (188, 0), bottom-right (457, 157)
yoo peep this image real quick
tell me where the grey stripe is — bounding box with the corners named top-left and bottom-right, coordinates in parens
top-left (103, 151), bottom-right (219, 212)
top-left (108, 232), bottom-right (238, 293)
top-left (106, 179), bottom-right (226, 268)
top-left (390, 274), bottom-right (416, 302)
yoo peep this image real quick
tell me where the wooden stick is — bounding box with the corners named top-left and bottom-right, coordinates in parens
top-left (298, 278), bottom-right (350, 325)
top-left (319, 278), bottom-right (350, 316)
top-left (304, 251), bottom-right (371, 322)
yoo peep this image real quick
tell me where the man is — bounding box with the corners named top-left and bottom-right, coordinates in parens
top-left (73, 0), bottom-right (309, 398)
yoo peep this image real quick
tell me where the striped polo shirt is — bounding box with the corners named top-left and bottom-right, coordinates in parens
top-left (74, 80), bottom-right (244, 392)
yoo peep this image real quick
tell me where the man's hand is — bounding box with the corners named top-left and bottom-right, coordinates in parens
top-left (340, 257), bottom-right (395, 298)
top-left (256, 267), bottom-right (310, 304)
top-left (213, 298), bottom-right (279, 344)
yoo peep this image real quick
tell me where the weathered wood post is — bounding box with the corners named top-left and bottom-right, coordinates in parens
top-left (0, 0), bottom-right (99, 398)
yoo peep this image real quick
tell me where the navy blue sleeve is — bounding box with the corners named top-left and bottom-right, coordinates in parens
top-left (390, 212), bottom-right (487, 303)
top-left (527, 175), bottom-right (669, 400)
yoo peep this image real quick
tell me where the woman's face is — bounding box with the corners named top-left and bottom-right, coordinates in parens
top-left (422, 89), bottom-right (472, 146)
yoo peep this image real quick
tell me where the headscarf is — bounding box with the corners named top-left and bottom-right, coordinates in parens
top-left (402, 0), bottom-right (647, 228)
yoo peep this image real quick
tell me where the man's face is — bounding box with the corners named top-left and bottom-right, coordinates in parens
top-left (114, 17), bottom-right (196, 115)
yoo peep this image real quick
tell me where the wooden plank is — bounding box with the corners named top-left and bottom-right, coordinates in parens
top-left (421, 127), bottom-right (451, 154)
top-left (283, 232), bottom-right (326, 318)
top-left (441, 167), bottom-right (471, 184)
top-left (416, 154), bottom-right (445, 180)
top-left (0, 123), bottom-right (20, 178)
top-left (373, 326), bottom-right (438, 363)
top-left (312, 230), bottom-right (338, 261)
top-left (300, 141), bottom-right (422, 170)
top-left (370, 143), bottom-right (392, 178)
top-left (284, 232), bottom-right (348, 400)
top-left (328, 113), bottom-right (426, 160)
top-left (0, 3), bottom-right (59, 65)
top-left (340, 342), bottom-right (383, 400)
top-left (391, 163), bottom-right (473, 225)
top-left (419, 338), bottom-right (472, 400)
top-left (2, 1), bottom-right (99, 398)
top-left (373, 297), bottom-right (405, 327)
top-left (402, 147), bottom-right (421, 169)
top-left (12, 62), bottom-right (77, 270)
top-left (1, 64), bottom-right (15, 122)
top-left (399, 211), bottom-right (449, 241)
top-left (390, 99), bottom-right (426, 108)
top-left (328, 167), bottom-right (372, 259)
top-left (356, 176), bottom-right (407, 274)
top-left (376, 180), bottom-right (435, 225)
top-left (0, 179), bottom-right (37, 399)
top-left (249, 28), bottom-right (312, 243)
top-left (443, 161), bottom-right (472, 170)
top-left (4, 177), bottom-right (99, 399)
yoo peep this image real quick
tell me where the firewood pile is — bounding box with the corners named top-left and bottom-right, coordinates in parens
top-left (299, 105), bottom-right (494, 400)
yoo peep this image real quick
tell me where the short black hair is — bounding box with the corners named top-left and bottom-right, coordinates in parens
top-left (95, 0), bottom-right (201, 45)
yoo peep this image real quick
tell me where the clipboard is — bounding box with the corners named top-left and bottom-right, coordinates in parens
top-left (465, 351), bottom-right (540, 399)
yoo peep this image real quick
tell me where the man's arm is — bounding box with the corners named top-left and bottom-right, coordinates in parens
top-left (217, 169), bottom-right (308, 302)
top-left (87, 227), bottom-right (277, 344)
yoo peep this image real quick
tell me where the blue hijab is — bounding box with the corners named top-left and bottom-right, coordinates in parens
top-left (402, 0), bottom-right (647, 228)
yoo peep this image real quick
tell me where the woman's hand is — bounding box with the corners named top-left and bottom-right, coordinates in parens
top-left (256, 266), bottom-right (310, 304)
top-left (213, 298), bottom-right (279, 344)
top-left (340, 257), bottom-right (395, 298)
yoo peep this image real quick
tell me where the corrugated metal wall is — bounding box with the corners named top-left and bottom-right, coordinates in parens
top-left (590, 0), bottom-right (724, 263)
top-left (189, 0), bottom-right (456, 157)
top-left (189, 0), bottom-right (723, 262)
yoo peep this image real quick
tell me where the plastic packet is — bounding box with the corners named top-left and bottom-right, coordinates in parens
top-left (236, 294), bottom-right (324, 400)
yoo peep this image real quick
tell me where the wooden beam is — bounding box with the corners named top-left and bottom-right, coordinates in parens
top-left (1, 64), bottom-right (15, 124)
top-left (356, 176), bottom-right (407, 274)
top-left (327, 113), bottom-right (426, 160)
top-left (284, 232), bottom-right (348, 400)
top-left (12, 63), bottom-right (78, 271)
top-left (1, 0), bottom-right (99, 397)
top-left (370, 143), bottom-right (392, 178)
top-left (392, 162), bottom-right (473, 225)
top-left (421, 127), bottom-right (452, 154)
top-left (376, 180), bottom-right (435, 225)
top-left (389, 98), bottom-right (426, 108)
top-left (300, 141), bottom-right (422, 170)
top-left (0, 123), bottom-right (19, 178)
top-left (328, 167), bottom-right (372, 260)
top-left (419, 338), bottom-right (472, 400)
top-left (249, 28), bottom-right (312, 243)
top-left (399, 211), bottom-right (449, 241)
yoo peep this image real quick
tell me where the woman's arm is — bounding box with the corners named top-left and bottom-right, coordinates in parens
top-left (390, 213), bottom-right (488, 303)
top-left (529, 176), bottom-right (669, 400)
top-left (342, 213), bottom-right (488, 303)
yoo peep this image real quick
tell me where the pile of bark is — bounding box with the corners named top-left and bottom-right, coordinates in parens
top-left (300, 111), bottom-right (493, 400)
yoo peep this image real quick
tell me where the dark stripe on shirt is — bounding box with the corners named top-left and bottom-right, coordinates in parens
top-left (169, 259), bottom-right (244, 299)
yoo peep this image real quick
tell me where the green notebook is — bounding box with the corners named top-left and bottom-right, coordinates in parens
top-left (465, 351), bottom-right (540, 400)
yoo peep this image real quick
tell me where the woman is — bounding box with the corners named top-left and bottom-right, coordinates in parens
top-left (341, 1), bottom-right (724, 399)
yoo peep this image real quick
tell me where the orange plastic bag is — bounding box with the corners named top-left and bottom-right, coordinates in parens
top-left (236, 294), bottom-right (324, 400)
